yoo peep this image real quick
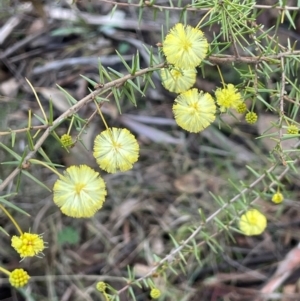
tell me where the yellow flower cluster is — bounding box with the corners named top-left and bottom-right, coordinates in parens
top-left (52, 127), bottom-right (140, 218)
top-left (0, 204), bottom-right (47, 288)
top-left (160, 23), bottom-right (253, 132)
top-left (160, 23), bottom-right (215, 132)
top-left (161, 23), bottom-right (207, 94)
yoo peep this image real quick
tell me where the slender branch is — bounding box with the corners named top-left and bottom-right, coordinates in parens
top-left (0, 63), bottom-right (164, 192)
top-left (117, 141), bottom-right (300, 295)
top-left (0, 125), bottom-right (49, 136)
top-left (98, 0), bottom-right (300, 12)
top-left (1, 50), bottom-right (298, 138)
top-left (279, 57), bottom-right (286, 141)
top-left (207, 51), bottom-right (300, 64)
top-left (0, 50), bottom-right (299, 190)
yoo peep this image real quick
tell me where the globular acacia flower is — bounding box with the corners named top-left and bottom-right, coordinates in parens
top-left (287, 125), bottom-right (298, 134)
top-left (245, 112), bottom-right (258, 124)
top-left (150, 288), bottom-right (161, 299)
top-left (172, 88), bottom-right (216, 133)
top-left (96, 281), bottom-right (107, 292)
top-left (272, 192), bottom-right (284, 204)
top-left (9, 269), bottom-right (30, 288)
top-left (162, 23), bottom-right (208, 69)
top-left (215, 84), bottom-right (243, 112)
top-left (93, 128), bottom-right (139, 173)
top-left (11, 232), bottom-right (45, 258)
top-left (160, 67), bottom-right (196, 93)
top-left (60, 134), bottom-right (73, 148)
top-left (236, 102), bottom-right (247, 114)
top-left (239, 209), bottom-right (267, 236)
top-left (53, 165), bottom-right (107, 218)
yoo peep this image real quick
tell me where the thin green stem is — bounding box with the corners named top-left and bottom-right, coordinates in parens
top-left (28, 110), bottom-right (32, 130)
top-left (29, 159), bottom-right (62, 178)
top-left (196, 7), bottom-right (214, 27)
top-left (216, 65), bottom-right (225, 87)
top-left (25, 78), bottom-right (48, 124)
top-left (0, 266), bottom-right (11, 276)
top-left (67, 116), bottom-right (74, 136)
top-left (0, 204), bottom-right (23, 236)
top-left (94, 99), bottom-right (109, 131)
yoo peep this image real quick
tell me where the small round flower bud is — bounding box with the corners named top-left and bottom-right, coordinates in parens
top-left (245, 112), bottom-right (258, 124)
top-left (150, 288), bottom-right (161, 299)
top-left (60, 134), bottom-right (73, 147)
top-left (9, 269), bottom-right (30, 288)
top-left (287, 125), bottom-right (298, 135)
top-left (236, 103), bottom-right (247, 114)
top-left (272, 192), bottom-right (284, 204)
top-left (96, 281), bottom-right (106, 292)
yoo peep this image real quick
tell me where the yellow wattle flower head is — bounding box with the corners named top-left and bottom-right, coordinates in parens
top-left (160, 67), bottom-right (196, 93)
top-left (239, 209), bottom-right (267, 236)
top-left (9, 269), bottom-right (30, 288)
top-left (11, 232), bottom-right (45, 258)
top-left (162, 23), bottom-right (208, 69)
top-left (245, 112), bottom-right (258, 124)
top-left (172, 88), bottom-right (216, 133)
top-left (53, 165), bottom-right (107, 218)
top-left (96, 281), bottom-right (107, 292)
top-left (287, 125), bottom-right (298, 134)
top-left (93, 128), bottom-right (139, 174)
top-left (236, 102), bottom-right (247, 114)
top-left (60, 134), bottom-right (73, 148)
top-left (215, 84), bottom-right (243, 112)
top-left (272, 192), bottom-right (284, 204)
top-left (150, 288), bottom-right (161, 299)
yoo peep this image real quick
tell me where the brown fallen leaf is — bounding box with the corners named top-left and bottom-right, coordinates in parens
top-left (174, 169), bottom-right (203, 194)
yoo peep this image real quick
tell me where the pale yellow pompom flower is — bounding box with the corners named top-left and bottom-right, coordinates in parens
top-left (173, 88), bottom-right (216, 133)
top-left (11, 232), bottom-right (45, 258)
top-left (215, 84), bottom-right (243, 112)
top-left (163, 23), bottom-right (208, 69)
top-left (239, 209), bottom-right (267, 236)
top-left (53, 165), bottom-right (107, 218)
top-left (160, 67), bottom-right (196, 93)
top-left (93, 128), bottom-right (139, 173)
